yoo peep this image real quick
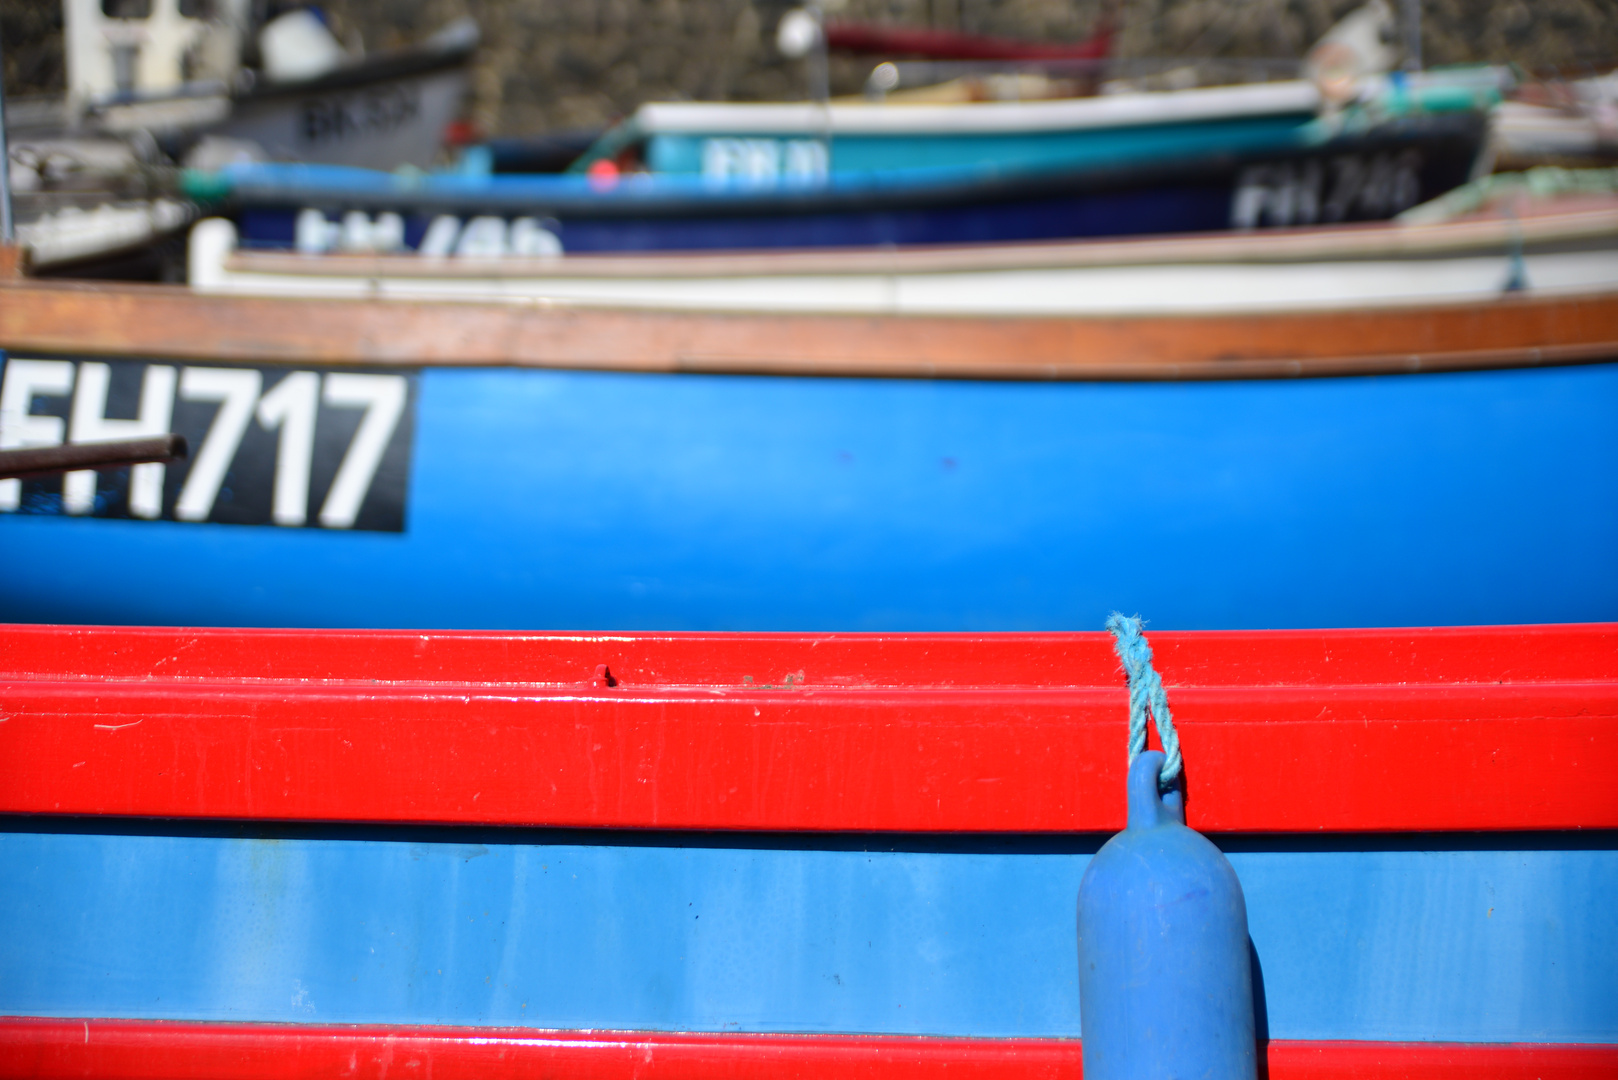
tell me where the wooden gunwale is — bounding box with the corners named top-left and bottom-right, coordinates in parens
top-left (221, 203), bottom-right (1618, 280)
top-left (2, 276), bottom-right (1616, 380)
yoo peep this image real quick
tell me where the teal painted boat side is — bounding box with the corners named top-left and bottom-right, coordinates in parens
top-left (644, 115), bottom-right (1320, 176)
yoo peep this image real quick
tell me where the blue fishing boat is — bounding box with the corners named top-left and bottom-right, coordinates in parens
top-left (192, 72), bottom-right (1494, 254)
top-left (569, 74), bottom-right (1490, 180)
top-left (0, 276), bottom-right (1614, 631)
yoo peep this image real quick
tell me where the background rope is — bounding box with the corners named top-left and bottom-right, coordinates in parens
top-left (1106, 612), bottom-right (1183, 792)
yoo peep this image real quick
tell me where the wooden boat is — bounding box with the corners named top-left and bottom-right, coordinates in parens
top-left (186, 197), bottom-right (1618, 313)
top-left (567, 69), bottom-right (1498, 180)
top-left (18, 200), bottom-right (194, 277)
top-left (58, 0), bottom-right (477, 172)
top-left (1493, 72), bottom-right (1618, 169)
top-left (0, 262), bottom-right (1615, 631)
top-left (197, 73), bottom-right (1493, 254)
top-left (0, 3), bottom-right (474, 279)
top-left (204, 26), bottom-right (477, 172)
top-left (0, 620), bottom-right (1613, 1075)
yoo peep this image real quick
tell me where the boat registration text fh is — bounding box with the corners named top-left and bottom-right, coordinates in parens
top-left (0, 355), bottom-right (416, 532)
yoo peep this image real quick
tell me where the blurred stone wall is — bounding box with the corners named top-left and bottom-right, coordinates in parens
top-left (6, 0), bottom-right (1616, 136)
top-left (2, 0), bottom-right (66, 102)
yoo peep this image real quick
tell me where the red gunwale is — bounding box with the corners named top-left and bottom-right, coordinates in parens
top-left (1, 622), bottom-right (1612, 833)
top-left (1, 1019), bottom-right (1614, 1079)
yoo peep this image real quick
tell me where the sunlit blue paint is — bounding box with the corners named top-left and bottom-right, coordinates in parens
top-left (1, 363), bottom-right (1615, 630)
top-left (1077, 753), bottom-right (1254, 1079)
top-left (0, 829), bottom-right (1613, 1041)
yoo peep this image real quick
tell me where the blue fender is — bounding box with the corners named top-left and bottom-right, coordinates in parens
top-left (1077, 750), bottom-right (1256, 1080)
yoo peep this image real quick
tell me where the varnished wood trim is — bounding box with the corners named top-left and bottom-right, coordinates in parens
top-left (2, 279), bottom-right (1615, 380)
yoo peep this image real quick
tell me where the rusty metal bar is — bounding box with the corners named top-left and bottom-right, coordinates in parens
top-left (0, 434), bottom-right (188, 480)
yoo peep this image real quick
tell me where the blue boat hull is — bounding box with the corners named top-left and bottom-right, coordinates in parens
top-left (1, 825), bottom-right (1613, 1042)
top-left (223, 113), bottom-right (1487, 252)
top-left (2, 360), bottom-right (1615, 630)
top-left (243, 179), bottom-right (1246, 253)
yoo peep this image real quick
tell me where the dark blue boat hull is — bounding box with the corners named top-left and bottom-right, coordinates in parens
top-left (243, 179), bottom-right (1244, 252)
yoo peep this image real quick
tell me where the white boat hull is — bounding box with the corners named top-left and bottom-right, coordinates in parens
top-left (190, 204), bottom-right (1618, 315)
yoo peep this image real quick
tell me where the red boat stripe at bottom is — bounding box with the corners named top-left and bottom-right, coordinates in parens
top-left (0, 1019), bottom-right (1612, 1079)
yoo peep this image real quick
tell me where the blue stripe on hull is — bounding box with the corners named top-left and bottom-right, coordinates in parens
top-left (1, 829), bottom-right (1613, 1042)
top-left (2, 363), bottom-right (1616, 630)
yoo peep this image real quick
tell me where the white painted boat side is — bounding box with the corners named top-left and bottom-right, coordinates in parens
top-left (190, 219), bottom-right (1618, 315)
top-left (222, 206), bottom-right (1618, 277)
top-left (22, 200), bottom-right (195, 269)
top-left (632, 81), bottom-right (1324, 137)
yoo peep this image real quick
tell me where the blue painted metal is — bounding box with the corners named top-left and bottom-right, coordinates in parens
top-left (1, 362), bottom-right (1616, 630)
top-left (0, 826), bottom-right (1613, 1041)
top-left (1077, 752), bottom-right (1255, 1080)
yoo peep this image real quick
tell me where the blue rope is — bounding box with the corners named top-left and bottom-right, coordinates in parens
top-left (1106, 612), bottom-right (1183, 792)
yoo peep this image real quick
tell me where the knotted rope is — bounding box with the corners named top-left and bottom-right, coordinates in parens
top-left (1106, 612), bottom-right (1183, 792)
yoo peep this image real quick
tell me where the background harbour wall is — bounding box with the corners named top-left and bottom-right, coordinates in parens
top-left (5, 0), bottom-right (1617, 140)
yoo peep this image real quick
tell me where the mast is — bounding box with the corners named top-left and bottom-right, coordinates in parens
top-left (0, 24), bottom-right (14, 244)
top-left (1401, 0), bottom-right (1423, 72)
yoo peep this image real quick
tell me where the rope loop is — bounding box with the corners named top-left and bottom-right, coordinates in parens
top-left (1105, 612), bottom-right (1183, 792)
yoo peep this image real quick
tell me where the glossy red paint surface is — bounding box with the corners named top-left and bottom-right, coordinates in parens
top-left (0, 623), bottom-right (1612, 832)
top-left (0, 1019), bottom-right (1614, 1079)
